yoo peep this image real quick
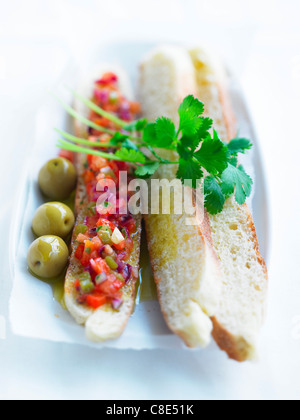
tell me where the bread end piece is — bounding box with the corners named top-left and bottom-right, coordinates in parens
top-left (190, 47), bottom-right (268, 362)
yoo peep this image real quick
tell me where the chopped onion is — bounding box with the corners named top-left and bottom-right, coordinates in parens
top-left (122, 264), bottom-right (132, 284)
top-left (111, 298), bottom-right (123, 310)
top-left (95, 272), bottom-right (107, 285)
top-left (111, 227), bottom-right (124, 245)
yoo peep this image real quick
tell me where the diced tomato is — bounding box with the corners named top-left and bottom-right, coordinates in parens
top-left (125, 218), bottom-right (137, 234)
top-left (81, 236), bottom-right (102, 261)
top-left (90, 258), bottom-right (110, 275)
top-left (96, 280), bottom-right (118, 296)
top-left (120, 237), bottom-right (134, 261)
top-left (74, 244), bottom-right (85, 260)
top-left (99, 134), bottom-right (111, 143)
top-left (92, 236), bottom-right (102, 250)
top-left (88, 155), bottom-right (108, 172)
top-left (84, 215), bottom-right (99, 228)
top-left (103, 103), bottom-right (119, 113)
top-left (96, 72), bottom-right (118, 85)
top-left (86, 182), bottom-right (94, 197)
top-left (74, 279), bottom-right (80, 291)
top-left (125, 237), bottom-right (134, 253)
top-left (86, 294), bottom-right (107, 309)
top-left (113, 280), bottom-right (124, 290)
top-left (83, 169), bottom-right (95, 184)
top-left (80, 251), bottom-right (91, 268)
top-left (116, 161), bottom-right (130, 172)
top-left (129, 101), bottom-right (141, 114)
top-left (96, 218), bottom-right (115, 232)
top-left (77, 233), bottom-right (89, 244)
top-left (113, 240), bottom-right (126, 251)
top-left (90, 250), bottom-right (99, 260)
top-left (109, 161), bottom-right (119, 178)
top-left (93, 117), bottom-right (112, 129)
top-left (59, 149), bottom-right (74, 163)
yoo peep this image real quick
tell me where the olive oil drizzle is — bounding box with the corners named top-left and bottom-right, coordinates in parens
top-left (135, 230), bottom-right (157, 305)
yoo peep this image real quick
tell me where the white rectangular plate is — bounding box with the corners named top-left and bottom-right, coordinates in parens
top-left (8, 42), bottom-right (269, 350)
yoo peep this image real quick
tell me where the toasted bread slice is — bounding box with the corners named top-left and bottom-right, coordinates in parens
top-left (138, 45), bottom-right (222, 348)
top-left (189, 47), bottom-right (268, 361)
top-left (64, 67), bottom-right (142, 342)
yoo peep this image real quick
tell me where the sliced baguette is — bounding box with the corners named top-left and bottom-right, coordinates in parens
top-left (64, 66), bottom-right (142, 342)
top-left (138, 45), bottom-right (222, 348)
top-left (189, 47), bottom-right (268, 361)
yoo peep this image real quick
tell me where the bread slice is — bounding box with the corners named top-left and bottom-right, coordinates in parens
top-left (189, 47), bottom-right (268, 361)
top-left (64, 66), bottom-right (142, 342)
top-left (138, 45), bottom-right (222, 348)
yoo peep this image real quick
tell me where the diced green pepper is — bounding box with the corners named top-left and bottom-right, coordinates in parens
top-left (97, 226), bottom-right (113, 245)
top-left (74, 224), bottom-right (88, 236)
top-left (105, 256), bottom-right (118, 270)
top-left (78, 272), bottom-right (94, 293)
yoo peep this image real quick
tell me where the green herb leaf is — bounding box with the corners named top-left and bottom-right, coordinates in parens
top-left (178, 95), bottom-right (205, 136)
top-left (115, 147), bottom-right (147, 164)
top-left (227, 137), bottom-right (253, 156)
top-left (221, 164), bottom-right (253, 204)
top-left (55, 96), bottom-right (116, 135)
top-left (135, 161), bottom-right (160, 178)
top-left (194, 130), bottom-right (228, 175)
top-left (176, 134), bottom-right (200, 159)
top-left (154, 117), bottom-right (176, 149)
top-left (177, 158), bottom-right (204, 189)
top-left (124, 119), bottom-right (148, 132)
top-left (109, 132), bottom-right (129, 145)
top-left (146, 145), bottom-right (174, 164)
top-left (204, 176), bottom-right (226, 215)
top-left (142, 123), bottom-right (157, 146)
top-left (197, 117), bottom-right (213, 138)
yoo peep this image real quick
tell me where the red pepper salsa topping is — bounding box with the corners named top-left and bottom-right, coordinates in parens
top-left (74, 73), bottom-right (140, 310)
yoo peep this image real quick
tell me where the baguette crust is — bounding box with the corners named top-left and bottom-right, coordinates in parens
top-left (189, 47), bottom-right (268, 361)
top-left (211, 203), bottom-right (268, 361)
top-left (64, 67), bottom-right (141, 342)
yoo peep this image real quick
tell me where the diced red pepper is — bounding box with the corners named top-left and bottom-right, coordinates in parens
top-left (96, 72), bottom-right (118, 85)
top-left (113, 240), bottom-right (126, 251)
top-left (77, 233), bottom-right (89, 244)
top-left (113, 280), bottom-right (124, 290)
top-left (96, 218), bottom-right (115, 232)
top-left (80, 251), bottom-right (91, 267)
top-left (88, 155), bottom-right (108, 172)
top-left (74, 244), bottom-right (85, 260)
top-left (126, 218), bottom-right (137, 234)
top-left (86, 294), bottom-right (107, 309)
top-left (96, 279), bottom-right (118, 296)
top-left (90, 258), bottom-right (110, 275)
top-left (129, 101), bottom-right (141, 114)
top-left (83, 169), bottom-right (95, 184)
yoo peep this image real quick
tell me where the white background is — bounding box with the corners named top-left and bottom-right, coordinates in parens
top-left (1, 0), bottom-right (300, 400)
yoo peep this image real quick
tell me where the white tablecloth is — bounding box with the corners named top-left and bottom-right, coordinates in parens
top-left (1, 0), bottom-right (300, 400)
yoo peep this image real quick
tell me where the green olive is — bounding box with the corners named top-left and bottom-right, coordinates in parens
top-left (27, 236), bottom-right (69, 279)
top-left (32, 202), bottom-right (75, 239)
top-left (38, 157), bottom-right (77, 200)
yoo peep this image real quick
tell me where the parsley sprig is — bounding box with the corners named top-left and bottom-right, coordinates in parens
top-left (56, 93), bottom-right (253, 215)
